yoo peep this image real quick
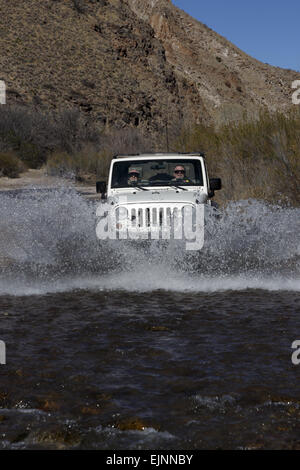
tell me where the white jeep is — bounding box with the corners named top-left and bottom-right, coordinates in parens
top-left (95, 153), bottom-right (221, 246)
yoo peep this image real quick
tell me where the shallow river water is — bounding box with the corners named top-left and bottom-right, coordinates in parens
top-left (0, 188), bottom-right (299, 449)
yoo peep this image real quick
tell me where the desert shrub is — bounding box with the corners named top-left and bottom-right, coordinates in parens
top-left (45, 128), bottom-right (153, 182)
top-left (0, 106), bottom-right (153, 179)
top-left (72, 145), bottom-right (113, 179)
top-left (50, 108), bottom-right (100, 154)
top-left (18, 141), bottom-right (43, 168)
top-left (0, 151), bottom-right (24, 178)
top-left (102, 128), bottom-right (153, 156)
top-left (0, 106), bottom-right (51, 167)
top-left (0, 105), bottom-right (101, 171)
top-left (173, 108), bottom-right (300, 206)
top-left (46, 146), bottom-right (113, 182)
top-left (46, 152), bottom-right (77, 179)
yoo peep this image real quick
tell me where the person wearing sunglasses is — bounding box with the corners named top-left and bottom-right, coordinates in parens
top-left (128, 168), bottom-right (140, 186)
top-left (172, 165), bottom-right (191, 183)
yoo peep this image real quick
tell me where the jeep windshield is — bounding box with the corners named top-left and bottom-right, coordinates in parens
top-left (111, 159), bottom-right (203, 188)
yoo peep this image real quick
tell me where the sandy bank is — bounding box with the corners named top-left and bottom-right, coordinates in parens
top-left (0, 168), bottom-right (100, 200)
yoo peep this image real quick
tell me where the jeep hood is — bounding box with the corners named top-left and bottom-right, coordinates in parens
top-left (110, 189), bottom-right (207, 206)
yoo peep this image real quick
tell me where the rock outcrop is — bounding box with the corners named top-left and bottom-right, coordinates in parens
top-left (127, 0), bottom-right (300, 125)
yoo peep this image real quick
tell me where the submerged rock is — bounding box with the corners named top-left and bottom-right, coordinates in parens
top-left (114, 418), bottom-right (156, 432)
top-left (34, 427), bottom-right (81, 449)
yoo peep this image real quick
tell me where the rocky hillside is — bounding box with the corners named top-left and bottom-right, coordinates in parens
top-left (128, 0), bottom-right (300, 125)
top-left (0, 0), bottom-right (204, 138)
top-left (0, 0), bottom-right (299, 136)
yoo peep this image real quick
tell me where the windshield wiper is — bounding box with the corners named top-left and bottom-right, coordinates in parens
top-left (169, 185), bottom-right (188, 191)
top-left (136, 185), bottom-right (149, 191)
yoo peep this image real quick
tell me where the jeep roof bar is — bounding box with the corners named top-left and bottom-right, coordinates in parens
top-left (113, 153), bottom-right (140, 159)
top-left (113, 152), bottom-right (205, 159)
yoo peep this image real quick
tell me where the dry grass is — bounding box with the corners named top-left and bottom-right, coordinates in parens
top-left (174, 109), bottom-right (300, 206)
top-left (46, 146), bottom-right (112, 182)
top-left (46, 128), bottom-right (153, 181)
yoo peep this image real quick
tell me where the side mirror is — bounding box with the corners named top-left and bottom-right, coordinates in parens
top-left (96, 181), bottom-right (107, 199)
top-left (209, 178), bottom-right (222, 191)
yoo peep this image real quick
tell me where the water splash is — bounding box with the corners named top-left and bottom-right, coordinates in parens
top-left (0, 188), bottom-right (299, 295)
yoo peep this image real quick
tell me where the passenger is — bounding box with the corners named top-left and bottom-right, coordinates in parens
top-left (128, 168), bottom-right (140, 186)
top-left (172, 165), bottom-right (191, 183)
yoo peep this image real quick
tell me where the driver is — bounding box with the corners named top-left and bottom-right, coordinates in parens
top-left (172, 165), bottom-right (191, 183)
top-left (128, 168), bottom-right (140, 186)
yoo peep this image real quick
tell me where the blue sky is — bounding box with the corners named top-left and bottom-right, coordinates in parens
top-left (172, 0), bottom-right (300, 72)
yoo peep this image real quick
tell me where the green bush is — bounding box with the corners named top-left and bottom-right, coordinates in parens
top-left (0, 152), bottom-right (24, 178)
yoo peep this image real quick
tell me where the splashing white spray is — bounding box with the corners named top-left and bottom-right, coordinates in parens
top-left (0, 188), bottom-right (299, 295)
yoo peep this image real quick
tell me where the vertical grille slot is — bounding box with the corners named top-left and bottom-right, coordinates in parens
top-left (138, 208), bottom-right (143, 227)
top-left (131, 208), bottom-right (136, 226)
top-left (145, 208), bottom-right (150, 227)
top-left (151, 208), bottom-right (157, 226)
